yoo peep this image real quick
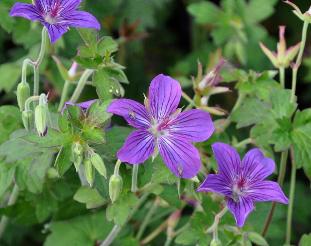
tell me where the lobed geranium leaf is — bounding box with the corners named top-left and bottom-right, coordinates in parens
top-left (74, 186), bottom-right (106, 209)
top-left (45, 212), bottom-right (113, 246)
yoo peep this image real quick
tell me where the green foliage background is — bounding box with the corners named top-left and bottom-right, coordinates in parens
top-left (0, 0), bottom-right (311, 245)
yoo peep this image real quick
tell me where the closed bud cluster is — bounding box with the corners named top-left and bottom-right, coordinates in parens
top-left (34, 94), bottom-right (49, 137)
top-left (109, 174), bottom-right (123, 203)
top-left (22, 110), bottom-right (34, 131)
top-left (17, 82), bottom-right (30, 111)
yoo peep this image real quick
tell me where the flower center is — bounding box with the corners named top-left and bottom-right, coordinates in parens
top-left (149, 118), bottom-right (170, 137)
top-left (44, 13), bottom-right (58, 24)
top-left (232, 178), bottom-right (248, 202)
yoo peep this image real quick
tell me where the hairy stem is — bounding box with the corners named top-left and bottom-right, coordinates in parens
top-left (141, 220), bottom-right (167, 245)
top-left (24, 95), bottom-right (40, 111)
top-left (136, 198), bottom-right (159, 240)
top-left (114, 159), bottom-right (122, 176)
top-left (291, 21), bottom-right (308, 102)
top-left (131, 165), bottom-right (139, 193)
top-left (0, 184), bottom-right (19, 238)
top-left (58, 80), bottom-right (71, 112)
top-left (261, 150), bottom-right (288, 236)
top-left (206, 206), bottom-right (228, 241)
top-left (33, 28), bottom-right (48, 96)
top-left (70, 69), bottom-right (93, 103)
top-left (286, 148), bottom-right (296, 245)
top-left (100, 193), bottom-right (149, 246)
top-left (279, 67), bottom-right (285, 88)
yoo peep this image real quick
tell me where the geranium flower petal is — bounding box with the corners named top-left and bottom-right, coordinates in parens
top-left (148, 74), bottom-right (181, 121)
top-left (44, 23), bottom-right (69, 43)
top-left (62, 11), bottom-right (100, 30)
top-left (107, 99), bottom-right (151, 129)
top-left (248, 181), bottom-right (288, 204)
top-left (10, 3), bottom-right (42, 21)
top-left (169, 109), bottom-right (215, 142)
top-left (158, 135), bottom-right (201, 178)
top-left (242, 148), bottom-right (275, 182)
top-left (212, 142), bottom-right (241, 183)
top-left (197, 174), bottom-right (232, 196)
top-left (117, 130), bottom-right (155, 164)
top-left (227, 197), bottom-right (254, 227)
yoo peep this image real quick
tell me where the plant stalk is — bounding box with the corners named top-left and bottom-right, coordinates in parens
top-left (0, 185), bottom-right (19, 238)
top-left (286, 148), bottom-right (296, 245)
top-left (58, 80), bottom-right (71, 112)
top-left (131, 164), bottom-right (139, 193)
top-left (70, 69), bottom-right (93, 103)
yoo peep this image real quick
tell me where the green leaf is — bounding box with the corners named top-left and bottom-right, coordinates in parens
top-left (299, 233), bottom-right (311, 246)
top-left (54, 145), bottom-right (73, 176)
top-left (0, 106), bottom-right (22, 144)
top-left (87, 100), bottom-right (112, 126)
top-left (231, 97), bottom-right (270, 128)
top-left (45, 212), bottom-right (113, 246)
top-left (16, 152), bottom-right (53, 194)
top-left (270, 89), bottom-right (297, 119)
top-left (35, 191), bottom-right (58, 222)
top-left (106, 193), bottom-right (138, 226)
top-left (74, 186), bottom-right (106, 209)
top-left (93, 68), bottom-right (125, 100)
top-left (245, 0), bottom-right (278, 24)
top-left (0, 63), bottom-right (21, 92)
top-left (187, 2), bottom-right (222, 24)
top-left (97, 37), bottom-right (118, 56)
top-left (248, 232), bottom-right (268, 246)
top-left (0, 162), bottom-right (15, 198)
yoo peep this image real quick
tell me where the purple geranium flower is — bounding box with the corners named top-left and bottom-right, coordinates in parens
top-left (197, 142), bottom-right (288, 227)
top-left (62, 99), bottom-right (97, 114)
top-left (107, 74), bottom-right (215, 179)
top-left (10, 0), bottom-right (100, 43)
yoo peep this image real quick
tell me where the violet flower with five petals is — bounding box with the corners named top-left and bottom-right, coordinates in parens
top-left (107, 74), bottom-right (215, 179)
top-left (197, 142), bottom-right (288, 227)
top-left (10, 0), bottom-right (100, 43)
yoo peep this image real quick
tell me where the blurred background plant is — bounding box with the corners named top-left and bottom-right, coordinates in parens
top-left (0, 0), bottom-right (311, 246)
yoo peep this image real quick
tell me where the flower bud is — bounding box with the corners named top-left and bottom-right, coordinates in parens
top-left (17, 82), bottom-right (30, 111)
top-left (90, 152), bottom-right (107, 178)
top-left (84, 158), bottom-right (94, 186)
top-left (35, 94), bottom-right (48, 136)
top-left (109, 174), bottom-right (123, 203)
top-left (22, 110), bottom-right (33, 131)
top-left (71, 142), bottom-right (83, 171)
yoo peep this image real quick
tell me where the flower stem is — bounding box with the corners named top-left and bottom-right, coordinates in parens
top-left (141, 220), bottom-right (167, 245)
top-left (100, 225), bottom-right (122, 246)
top-left (279, 67), bottom-right (285, 88)
top-left (70, 69), bottom-right (93, 103)
top-left (286, 148), bottom-right (296, 245)
top-left (261, 150), bottom-right (288, 236)
top-left (206, 206), bottom-right (228, 241)
top-left (136, 198), bottom-right (159, 240)
top-left (291, 21), bottom-right (309, 102)
top-left (114, 159), bottom-right (122, 175)
top-left (234, 138), bottom-right (253, 149)
top-left (33, 28), bottom-right (48, 96)
top-left (131, 165), bottom-right (139, 193)
top-left (100, 193), bottom-right (149, 246)
top-left (0, 184), bottom-right (19, 238)
top-left (58, 80), bottom-right (71, 112)
top-left (24, 95), bottom-right (40, 111)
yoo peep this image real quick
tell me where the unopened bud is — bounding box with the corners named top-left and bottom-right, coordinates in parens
top-left (72, 142), bottom-right (83, 171)
top-left (34, 94), bottom-right (48, 137)
top-left (90, 152), bottom-right (107, 178)
top-left (84, 159), bottom-right (94, 186)
top-left (17, 82), bottom-right (30, 111)
top-left (22, 110), bottom-right (33, 131)
top-left (109, 174), bottom-right (123, 203)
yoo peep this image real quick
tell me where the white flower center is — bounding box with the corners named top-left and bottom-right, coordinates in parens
top-left (44, 14), bottom-right (57, 24)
